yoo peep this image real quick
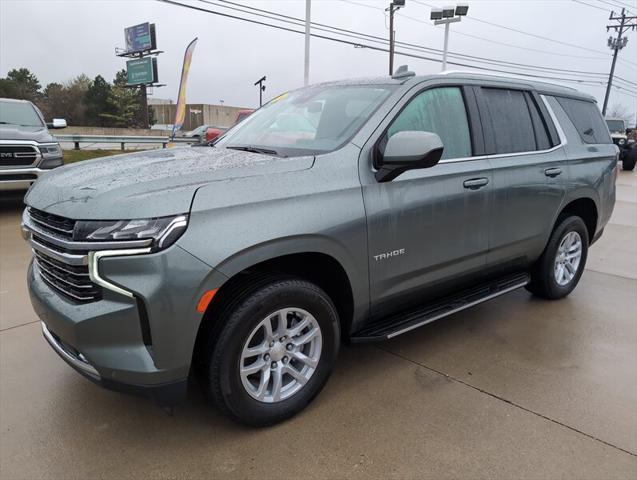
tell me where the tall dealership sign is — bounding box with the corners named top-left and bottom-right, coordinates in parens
top-left (171, 38), bottom-right (198, 140)
top-left (117, 22), bottom-right (162, 128)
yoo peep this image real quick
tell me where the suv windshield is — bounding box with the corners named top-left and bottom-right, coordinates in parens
top-left (0, 100), bottom-right (44, 127)
top-left (606, 119), bottom-right (625, 133)
top-left (216, 85), bottom-right (395, 157)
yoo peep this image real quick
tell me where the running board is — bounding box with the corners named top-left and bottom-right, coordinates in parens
top-left (350, 272), bottom-right (530, 343)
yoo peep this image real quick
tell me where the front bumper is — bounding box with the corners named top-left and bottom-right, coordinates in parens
top-left (0, 167), bottom-right (48, 191)
top-left (41, 321), bottom-right (188, 406)
top-left (27, 241), bottom-right (227, 406)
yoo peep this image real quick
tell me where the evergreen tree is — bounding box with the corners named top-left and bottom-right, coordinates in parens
top-left (84, 75), bottom-right (114, 126)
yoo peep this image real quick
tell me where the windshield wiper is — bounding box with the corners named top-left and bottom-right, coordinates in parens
top-left (226, 145), bottom-right (285, 157)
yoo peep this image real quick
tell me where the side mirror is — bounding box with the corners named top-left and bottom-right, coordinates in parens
top-left (48, 118), bottom-right (67, 129)
top-left (375, 131), bottom-right (444, 182)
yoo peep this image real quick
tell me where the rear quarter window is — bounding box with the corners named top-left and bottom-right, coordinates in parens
top-left (555, 97), bottom-right (611, 144)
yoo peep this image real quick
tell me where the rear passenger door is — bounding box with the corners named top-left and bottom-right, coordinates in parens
top-left (475, 87), bottom-right (566, 271)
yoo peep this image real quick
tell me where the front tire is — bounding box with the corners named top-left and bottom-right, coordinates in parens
top-left (622, 149), bottom-right (636, 171)
top-left (204, 277), bottom-right (340, 426)
top-left (526, 216), bottom-right (589, 299)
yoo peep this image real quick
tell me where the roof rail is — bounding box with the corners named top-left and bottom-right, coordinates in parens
top-left (437, 70), bottom-right (579, 91)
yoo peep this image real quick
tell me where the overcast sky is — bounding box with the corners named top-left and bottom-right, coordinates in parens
top-left (1, 0), bottom-right (636, 120)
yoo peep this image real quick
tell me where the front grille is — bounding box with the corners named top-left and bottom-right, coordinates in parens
top-left (26, 208), bottom-right (102, 303)
top-left (34, 250), bottom-right (102, 302)
top-left (0, 145), bottom-right (38, 167)
top-left (28, 207), bottom-right (76, 239)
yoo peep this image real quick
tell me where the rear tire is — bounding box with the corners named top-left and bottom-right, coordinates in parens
top-left (203, 277), bottom-right (340, 426)
top-left (526, 216), bottom-right (589, 300)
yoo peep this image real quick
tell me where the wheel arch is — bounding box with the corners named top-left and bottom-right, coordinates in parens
top-left (191, 239), bottom-right (364, 371)
top-left (556, 197), bottom-right (598, 244)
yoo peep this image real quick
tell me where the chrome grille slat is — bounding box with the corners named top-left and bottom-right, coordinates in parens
top-left (33, 251), bottom-right (89, 278)
top-left (35, 258), bottom-right (94, 289)
top-left (37, 266), bottom-right (99, 302)
top-left (27, 207), bottom-right (75, 239)
top-left (30, 216), bottom-right (74, 235)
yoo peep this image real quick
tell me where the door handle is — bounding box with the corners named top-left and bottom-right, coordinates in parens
top-left (544, 167), bottom-right (562, 178)
top-left (463, 177), bottom-right (489, 190)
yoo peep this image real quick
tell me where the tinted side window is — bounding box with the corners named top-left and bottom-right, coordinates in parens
top-left (480, 88), bottom-right (536, 154)
top-left (555, 97), bottom-right (611, 144)
top-left (386, 87), bottom-right (472, 160)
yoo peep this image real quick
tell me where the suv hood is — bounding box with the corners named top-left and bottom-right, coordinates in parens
top-left (25, 147), bottom-right (314, 219)
top-left (0, 124), bottom-right (55, 143)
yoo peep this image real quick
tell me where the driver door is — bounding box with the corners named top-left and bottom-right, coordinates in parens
top-left (361, 86), bottom-right (493, 319)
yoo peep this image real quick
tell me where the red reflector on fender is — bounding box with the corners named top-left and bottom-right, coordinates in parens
top-left (197, 289), bottom-right (218, 313)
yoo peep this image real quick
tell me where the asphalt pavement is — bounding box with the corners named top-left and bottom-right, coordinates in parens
top-left (1, 169), bottom-right (635, 479)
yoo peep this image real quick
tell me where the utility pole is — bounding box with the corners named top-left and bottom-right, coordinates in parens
top-left (602, 8), bottom-right (636, 116)
top-left (304, 0), bottom-right (311, 86)
top-left (254, 76), bottom-right (266, 107)
top-left (386, 0), bottom-right (405, 75)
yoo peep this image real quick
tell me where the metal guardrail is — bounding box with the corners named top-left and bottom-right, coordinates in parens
top-left (55, 134), bottom-right (198, 150)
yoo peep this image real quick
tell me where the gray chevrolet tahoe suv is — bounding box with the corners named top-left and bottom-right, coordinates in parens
top-left (21, 71), bottom-right (617, 425)
top-left (0, 98), bottom-right (66, 191)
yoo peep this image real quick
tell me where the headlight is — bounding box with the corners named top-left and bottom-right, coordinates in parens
top-left (75, 214), bottom-right (189, 250)
top-left (618, 138), bottom-right (626, 145)
top-left (39, 144), bottom-right (63, 159)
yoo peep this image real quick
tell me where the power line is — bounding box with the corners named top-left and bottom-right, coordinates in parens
top-left (595, 0), bottom-right (636, 15)
top-left (157, 0), bottom-right (637, 97)
top-left (573, 0), bottom-right (614, 13)
top-left (209, 0), bottom-right (636, 88)
top-left (415, 0), bottom-right (617, 56)
top-left (411, 0), bottom-right (637, 68)
top-left (339, 0), bottom-right (616, 61)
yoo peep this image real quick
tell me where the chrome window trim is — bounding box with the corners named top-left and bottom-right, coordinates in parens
top-left (88, 248), bottom-right (151, 298)
top-left (41, 322), bottom-right (100, 378)
top-left (437, 93), bottom-right (566, 164)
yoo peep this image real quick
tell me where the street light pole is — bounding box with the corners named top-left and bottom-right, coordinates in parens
top-left (431, 4), bottom-right (468, 72)
top-left (304, 0), bottom-right (311, 86)
top-left (254, 76), bottom-right (266, 107)
top-left (442, 21), bottom-right (450, 71)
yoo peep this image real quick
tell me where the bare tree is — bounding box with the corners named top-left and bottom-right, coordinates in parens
top-left (606, 103), bottom-right (632, 124)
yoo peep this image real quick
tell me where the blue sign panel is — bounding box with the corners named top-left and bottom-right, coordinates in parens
top-left (125, 23), bottom-right (155, 54)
